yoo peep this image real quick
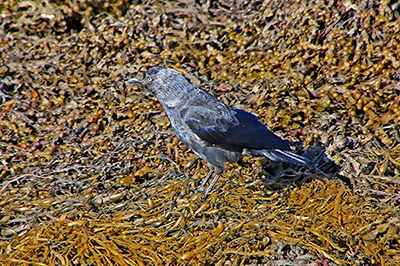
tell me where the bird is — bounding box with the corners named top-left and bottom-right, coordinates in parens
top-left (128, 66), bottom-right (314, 198)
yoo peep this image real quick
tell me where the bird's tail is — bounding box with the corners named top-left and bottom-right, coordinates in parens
top-left (261, 149), bottom-right (315, 170)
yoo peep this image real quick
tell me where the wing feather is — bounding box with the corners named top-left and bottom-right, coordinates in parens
top-left (182, 107), bottom-right (291, 151)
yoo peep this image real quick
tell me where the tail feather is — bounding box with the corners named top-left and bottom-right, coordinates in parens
top-left (261, 149), bottom-right (315, 170)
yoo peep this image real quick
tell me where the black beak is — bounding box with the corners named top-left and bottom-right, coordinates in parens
top-left (127, 78), bottom-right (143, 84)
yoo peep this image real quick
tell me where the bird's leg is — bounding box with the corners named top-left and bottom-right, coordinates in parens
top-left (197, 169), bottom-right (214, 193)
top-left (201, 174), bottom-right (221, 199)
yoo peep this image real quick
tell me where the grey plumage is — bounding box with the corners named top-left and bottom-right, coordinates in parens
top-left (129, 66), bottom-right (314, 198)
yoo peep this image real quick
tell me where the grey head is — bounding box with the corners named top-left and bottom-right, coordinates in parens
top-left (129, 66), bottom-right (194, 107)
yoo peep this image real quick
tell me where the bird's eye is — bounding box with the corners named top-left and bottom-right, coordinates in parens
top-left (147, 77), bottom-right (153, 82)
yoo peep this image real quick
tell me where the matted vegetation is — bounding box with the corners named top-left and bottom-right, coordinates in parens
top-left (1, 0), bottom-right (399, 265)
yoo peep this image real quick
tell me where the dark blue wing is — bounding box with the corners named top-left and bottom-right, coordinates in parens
top-left (182, 107), bottom-right (291, 151)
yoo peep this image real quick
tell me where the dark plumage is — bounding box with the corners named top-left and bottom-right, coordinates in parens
top-left (129, 66), bottom-right (314, 198)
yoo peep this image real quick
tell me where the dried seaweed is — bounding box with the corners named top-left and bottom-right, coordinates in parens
top-left (1, 0), bottom-right (400, 265)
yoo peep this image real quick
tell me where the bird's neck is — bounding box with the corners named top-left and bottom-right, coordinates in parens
top-left (156, 83), bottom-right (194, 108)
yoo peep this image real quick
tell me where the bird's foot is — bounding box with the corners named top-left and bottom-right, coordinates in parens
top-left (200, 190), bottom-right (210, 199)
top-left (201, 186), bottom-right (218, 199)
top-left (197, 185), bottom-right (206, 193)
